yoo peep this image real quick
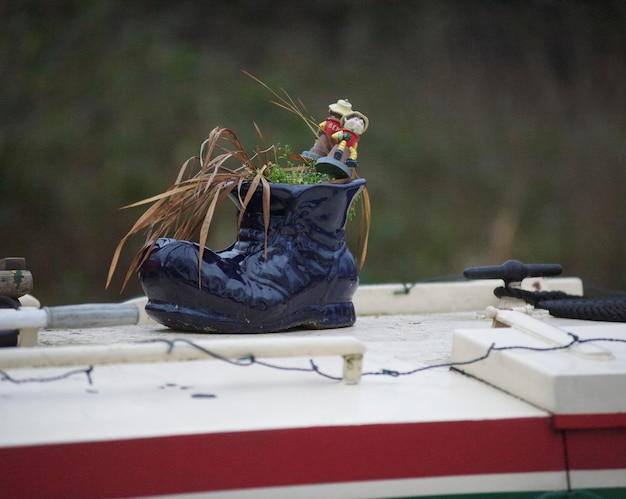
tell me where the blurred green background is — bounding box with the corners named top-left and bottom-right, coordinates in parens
top-left (1, 0), bottom-right (624, 306)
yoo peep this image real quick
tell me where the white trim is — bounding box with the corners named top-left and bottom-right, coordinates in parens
top-left (570, 468), bottom-right (626, 489)
top-left (0, 336), bottom-right (365, 384)
top-left (353, 278), bottom-right (583, 315)
top-left (149, 472), bottom-right (566, 499)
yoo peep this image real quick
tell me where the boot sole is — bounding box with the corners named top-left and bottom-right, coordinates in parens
top-left (145, 300), bottom-right (356, 334)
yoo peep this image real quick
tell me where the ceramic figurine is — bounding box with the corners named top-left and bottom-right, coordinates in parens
top-left (316, 111), bottom-right (369, 179)
top-left (301, 99), bottom-right (353, 161)
top-left (139, 179), bottom-right (366, 333)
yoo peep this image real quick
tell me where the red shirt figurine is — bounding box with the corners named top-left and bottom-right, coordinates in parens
top-left (301, 99), bottom-right (353, 160)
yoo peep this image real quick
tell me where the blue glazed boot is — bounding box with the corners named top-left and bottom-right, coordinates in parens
top-left (138, 179), bottom-right (366, 333)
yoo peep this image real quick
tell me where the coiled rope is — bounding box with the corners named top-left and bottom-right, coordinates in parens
top-left (494, 286), bottom-right (626, 322)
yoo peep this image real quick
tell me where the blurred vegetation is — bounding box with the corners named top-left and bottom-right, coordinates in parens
top-left (1, 0), bottom-right (624, 306)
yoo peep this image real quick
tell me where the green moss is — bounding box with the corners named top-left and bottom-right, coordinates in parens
top-left (259, 145), bottom-right (334, 185)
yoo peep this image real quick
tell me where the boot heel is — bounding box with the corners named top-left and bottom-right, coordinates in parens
top-left (302, 302), bottom-right (356, 330)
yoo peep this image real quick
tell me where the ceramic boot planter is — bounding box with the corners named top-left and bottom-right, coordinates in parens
top-left (138, 178), bottom-right (366, 333)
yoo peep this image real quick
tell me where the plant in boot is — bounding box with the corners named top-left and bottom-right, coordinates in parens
top-left (138, 178), bottom-right (366, 333)
top-left (107, 79), bottom-right (370, 333)
top-left (266, 145), bottom-right (332, 184)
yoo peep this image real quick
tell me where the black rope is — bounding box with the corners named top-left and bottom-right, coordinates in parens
top-left (538, 297), bottom-right (626, 322)
top-left (494, 286), bottom-right (626, 322)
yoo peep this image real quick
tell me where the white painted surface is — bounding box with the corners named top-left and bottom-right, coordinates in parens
top-left (570, 469), bottom-right (626, 490)
top-left (452, 322), bottom-right (626, 414)
top-left (353, 277), bottom-right (583, 315)
top-left (487, 307), bottom-right (614, 358)
top-left (0, 312), bottom-right (552, 448)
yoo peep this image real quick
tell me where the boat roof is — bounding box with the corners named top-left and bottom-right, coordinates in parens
top-left (1, 277), bottom-right (625, 498)
top-left (2, 277), bottom-right (624, 446)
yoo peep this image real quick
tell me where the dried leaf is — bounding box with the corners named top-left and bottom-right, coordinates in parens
top-left (196, 183), bottom-right (224, 285)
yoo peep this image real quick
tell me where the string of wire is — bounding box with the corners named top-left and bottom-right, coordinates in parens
top-left (1, 333), bottom-right (625, 386)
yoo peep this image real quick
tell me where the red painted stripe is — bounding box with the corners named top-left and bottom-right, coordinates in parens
top-left (553, 412), bottom-right (626, 430)
top-left (564, 427), bottom-right (626, 470)
top-left (0, 418), bottom-right (564, 499)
